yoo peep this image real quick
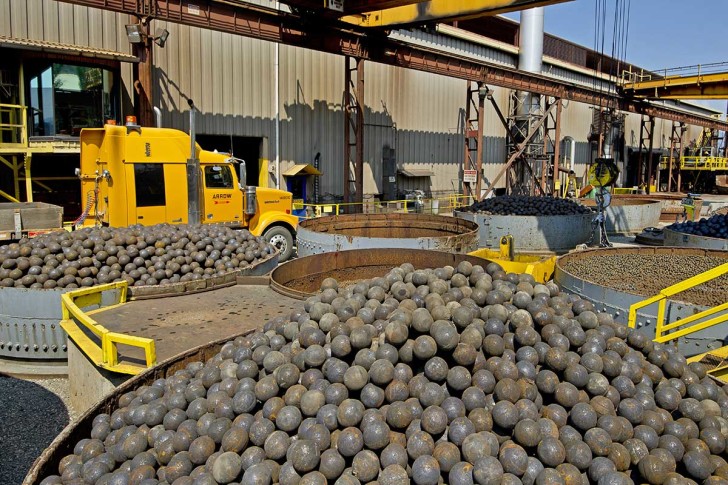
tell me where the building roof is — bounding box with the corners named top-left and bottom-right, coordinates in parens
top-left (0, 36), bottom-right (138, 63)
top-left (282, 164), bottom-right (322, 176)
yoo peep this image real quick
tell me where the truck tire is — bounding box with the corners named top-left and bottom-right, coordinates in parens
top-left (264, 226), bottom-right (294, 262)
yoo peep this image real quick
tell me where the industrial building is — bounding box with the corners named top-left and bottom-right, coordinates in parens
top-left (1, 0), bottom-right (725, 218)
top-left (3, 2), bottom-right (728, 484)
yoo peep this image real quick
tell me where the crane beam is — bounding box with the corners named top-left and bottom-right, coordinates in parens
top-left (280, 0), bottom-right (428, 16)
top-left (622, 72), bottom-right (728, 100)
top-left (341, 0), bottom-right (572, 27)
top-left (50, 0), bottom-right (728, 131)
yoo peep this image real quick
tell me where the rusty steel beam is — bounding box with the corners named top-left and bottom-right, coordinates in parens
top-left (54, 0), bottom-right (728, 131)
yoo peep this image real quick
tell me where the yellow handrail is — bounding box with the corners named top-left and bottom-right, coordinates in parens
top-left (628, 262), bottom-right (728, 345)
top-left (658, 155), bottom-right (728, 171)
top-left (293, 194), bottom-right (473, 218)
top-left (60, 281), bottom-right (156, 375)
top-left (0, 103), bottom-right (28, 147)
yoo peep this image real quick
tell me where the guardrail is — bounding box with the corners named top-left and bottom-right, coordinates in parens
top-left (0, 103), bottom-right (27, 149)
top-left (628, 262), bottom-right (728, 345)
top-left (294, 193), bottom-right (472, 218)
top-left (60, 281), bottom-right (156, 375)
top-left (680, 156), bottom-right (728, 171)
top-left (659, 155), bottom-right (728, 171)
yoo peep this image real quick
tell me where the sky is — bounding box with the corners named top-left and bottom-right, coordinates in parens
top-left (501, 0), bottom-right (728, 114)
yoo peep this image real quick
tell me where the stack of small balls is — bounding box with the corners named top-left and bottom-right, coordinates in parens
top-left (0, 224), bottom-right (274, 289)
top-left (464, 196), bottom-right (593, 216)
top-left (39, 260), bottom-right (728, 485)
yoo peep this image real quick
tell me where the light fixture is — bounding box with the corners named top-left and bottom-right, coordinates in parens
top-left (125, 24), bottom-right (145, 44)
top-left (154, 28), bottom-right (170, 47)
top-left (125, 24), bottom-right (170, 47)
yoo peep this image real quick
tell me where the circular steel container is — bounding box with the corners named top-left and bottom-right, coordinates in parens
top-left (664, 227), bottom-right (728, 250)
top-left (455, 211), bottom-right (593, 254)
top-left (296, 213), bottom-right (479, 257)
top-left (579, 198), bottom-right (662, 234)
top-left (271, 248), bottom-right (490, 299)
top-left (0, 253), bottom-right (277, 363)
top-left (555, 247), bottom-right (728, 356)
top-left (0, 287), bottom-right (76, 361)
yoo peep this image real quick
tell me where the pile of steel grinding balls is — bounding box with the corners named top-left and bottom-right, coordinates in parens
top-left (463, 196), bottom-right (593, 216)
top-left (39, 261), bottom-right (728, 485)
top-left (0, 224), bottom-right (275, 289)
top-left (668, 213), bottom-right (728, 240)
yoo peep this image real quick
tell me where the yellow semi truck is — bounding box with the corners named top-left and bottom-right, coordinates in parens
top-left (77, 121), bottom-right (298, 260)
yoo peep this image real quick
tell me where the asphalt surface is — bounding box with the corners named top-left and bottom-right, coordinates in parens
top-left (0, 375), bottom-right (77, 485)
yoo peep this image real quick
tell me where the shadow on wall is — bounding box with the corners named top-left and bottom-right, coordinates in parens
top-left (153, 68), bottom-right (508, 196)
top-left (0, 374), bottom-right (70, 484)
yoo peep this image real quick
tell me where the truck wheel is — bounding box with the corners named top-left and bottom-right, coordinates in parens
top-left (264, 226), bottom-right (294, 262)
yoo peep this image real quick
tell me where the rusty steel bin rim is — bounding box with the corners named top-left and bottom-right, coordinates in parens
top-left (296, 213), bottom-right (480, 257)
top-left (270, 248), bottom-right (492, 300)
top-left (24, 330), bottom-right (257, 485)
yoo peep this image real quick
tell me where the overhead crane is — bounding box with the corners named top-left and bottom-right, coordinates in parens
top-left (280, 0), bottom-right (571, 25)
top-left (620, 62), bottom-right (728, 100)
top-left (338, 0), bottom-right (573, 28)
top-left (620, 63), bottom-right (728, 193)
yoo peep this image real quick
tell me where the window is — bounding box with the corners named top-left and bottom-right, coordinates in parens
top-left (204, 165), bottom-right (234, 189)
top-left (134, 164), bottom-right (166, 207)
top-left (27, 63), bottom-right (119, 137)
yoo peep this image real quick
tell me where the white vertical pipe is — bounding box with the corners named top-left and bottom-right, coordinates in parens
top-left (517, 7), bottom-right (544, 116)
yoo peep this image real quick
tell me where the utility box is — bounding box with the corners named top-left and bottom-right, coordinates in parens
top-left (382, 146), bottom-right (397, 201)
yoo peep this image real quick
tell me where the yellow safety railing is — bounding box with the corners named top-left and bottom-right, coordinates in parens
top-left (659, 155), bottom-right (728, 171)
top-left (628, 262), bottom-right (728, 345)
top-left (0, 103), bottom-right (28, 149)
top-left (294, 194), bottom-right (472, 219)
top-left (60, 281), bottom-right (156, 375)
top-left (679, 156), bottom-right (728, 171)
top-left (612, 187), bottom-right (639, 195)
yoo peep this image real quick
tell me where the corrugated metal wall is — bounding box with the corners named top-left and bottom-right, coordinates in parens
top-left (3, 0), bottom-right (722, 199)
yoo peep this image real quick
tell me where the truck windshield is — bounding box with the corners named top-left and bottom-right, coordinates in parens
top-left (204, 165), bottom-right (234, 189)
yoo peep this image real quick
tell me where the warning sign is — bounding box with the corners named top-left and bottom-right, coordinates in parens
top-left (463, 170), bottom-right (477, 183)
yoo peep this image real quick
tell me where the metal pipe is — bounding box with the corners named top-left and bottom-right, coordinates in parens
top-left (186, 99), bottom-right (200, 224)
top-left (517, 7), bottom-right (544, 117)
top-left (274, 1), bottom-right (281, 189)
top-left (153, 106), bottom-right (162, 128)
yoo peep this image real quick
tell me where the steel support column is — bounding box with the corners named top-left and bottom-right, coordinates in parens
top-left (343, 57), bottom-right (364, 209)
top-left (542, 97), bottom-right (562, 196)
top-left (552, 99), bottom-right (562, 195)
top-left (24, 153), bottom-right (33, 202)
top-left (637, 115), bottom-right (655, 193)
top-left (667, 121), bottom-right (685, 192)
top-left (132, 19), bottom-right (155, 127)
top-left (463, 81), bottom-right (486, 201)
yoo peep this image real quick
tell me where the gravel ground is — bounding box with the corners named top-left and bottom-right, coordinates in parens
top-left (0, 375), bottom-right (78, 485)
top-left (561, 253), bottom-right (728, 307)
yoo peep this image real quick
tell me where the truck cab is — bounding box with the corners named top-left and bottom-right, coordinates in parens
top-left (78, 124), bottom-right (298, 260)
